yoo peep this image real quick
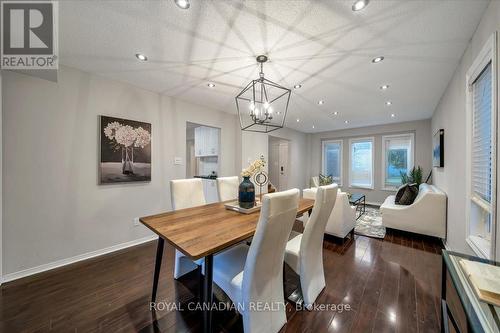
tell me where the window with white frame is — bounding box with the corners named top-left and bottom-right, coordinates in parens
top-left (349, 138), bottom-right (374, 189)
top-left (382, 134), bottom-right (415, 189)
top-left (322, 140), bottom-right (342, 185)
top-left (466, 34), bottom-right (497, 259)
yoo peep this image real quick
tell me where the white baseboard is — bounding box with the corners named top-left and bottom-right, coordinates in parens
top-left (1, 235), bottom-right (157, 284)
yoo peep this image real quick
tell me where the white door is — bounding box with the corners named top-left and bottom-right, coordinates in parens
top-left (278, 142), bottom-right (289, 191)
top-left (268, 141), bottom-right (280, 190)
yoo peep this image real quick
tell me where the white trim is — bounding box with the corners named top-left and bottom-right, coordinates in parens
top-left (321, 139), bottom-right (343, 186)
top-left (349, 137), bottom-right (375, 189)
top-left (466, 236), bottom-right (491, 259)
top-left (1, 235), bottom-right (157, 284)
top-left (381, 133), bottom-right (415, 190)
top-left (465, 32), bottom-right (498, 260)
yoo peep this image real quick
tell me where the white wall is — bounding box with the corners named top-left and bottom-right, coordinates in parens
top-left (2, 66), bottom-right (239, 276)
top-left (241, 127), bottom-right (310, 191)
top-left (431, 0), bottom-right (500, 256)
top-left (308, 120), bottom-right (432, 204)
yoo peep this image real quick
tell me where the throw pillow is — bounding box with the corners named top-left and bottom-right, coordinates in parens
top-left (394, 184), bottom-right (408, 204)
top-left (319, 174), bottom-right (333, 186)
top-left (399, 184), bottom-right (419, 205)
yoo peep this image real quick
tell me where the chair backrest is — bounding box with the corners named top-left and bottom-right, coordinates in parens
top-left (300, 184), bottom-right (338, 291)
top-left (216, 176), bottom-right (239, 202)
top-left (311, 176), bottom-right (320, 188)
top-left (241, 188), bottom-right (299, 331)
top-left (170, 178), bottom-right (206, 210)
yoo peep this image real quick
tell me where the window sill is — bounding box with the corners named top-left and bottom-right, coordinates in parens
top-left (349, 185), bottom-right (374, 190)
top-left (466, 235), bottom-right (491, 259)
top-left (381, 187), bottom-right (398, 192)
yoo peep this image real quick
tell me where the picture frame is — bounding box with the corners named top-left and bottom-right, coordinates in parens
top-left (99, 115), bottom-right (152, 184)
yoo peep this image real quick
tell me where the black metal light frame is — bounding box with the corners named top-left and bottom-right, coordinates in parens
top-left (235, 55), bottom-right (291, 133)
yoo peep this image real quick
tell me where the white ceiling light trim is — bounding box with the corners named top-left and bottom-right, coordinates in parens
top-left (174, 0), bottom-right (190, 9)
top-left (352, 0), bottom-right (369, 11)
top-left (135, 53), bottom-right (147, 61)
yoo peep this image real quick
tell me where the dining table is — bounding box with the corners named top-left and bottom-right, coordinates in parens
top-left (140, 197), bottom-right (315, 333)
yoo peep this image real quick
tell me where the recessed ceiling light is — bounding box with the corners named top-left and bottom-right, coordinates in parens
top-left (372, 56), bottom-right (384, 63)
top-left (318, 100), bottom-right (325, 105)
top-left (135, 53), bottom-right (148, 61)
top-left (312, 125), bottom-right (315, 129)
top-left (297, 118), bottom-right (300, 122)
top-left (352, 0), bottom-right (369, 11)
top-left (344, 120), bottom-right (349, 124)
top-left (333, 111), bottom-right (339, 116)
top-left (391, 113), bottom-right (396, 118)
top-left (386, 101), bottom-right (392, 106)
top-left (294, 84), bottom-right (302, 89)
top-left (380, 84), bottom-right (390, 90)
top-left (207, 83), bottom-right (215, 88)
top-left (174, 0), bottom-right (190, 9)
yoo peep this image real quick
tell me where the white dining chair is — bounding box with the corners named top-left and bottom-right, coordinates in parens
top-left (170, 178), bottom-right (206, 279)
top-left (211, 188), bottom-right (300, 333)
top-left (216, 176), bottom-right (239, 202)
top-left (284, 184), bottom-right (338, 308)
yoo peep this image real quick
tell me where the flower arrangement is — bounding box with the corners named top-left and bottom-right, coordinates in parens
top-left (103, 120), bottom-right (151, 175)
top-left (104, 122), bottom-right (151, 148)
top-left (241, 156), bottom-right (266, 178)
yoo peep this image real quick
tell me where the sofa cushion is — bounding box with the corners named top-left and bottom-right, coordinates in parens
top-left (394, 184), bottom-right (407, 204)
top-left (398, 184), bottom-right (419, 205)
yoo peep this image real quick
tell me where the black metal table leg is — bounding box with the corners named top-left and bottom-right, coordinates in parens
top-left (151, 237), bottom-right (164, 304)
top-left (203, 254), bottom-right (214, 333)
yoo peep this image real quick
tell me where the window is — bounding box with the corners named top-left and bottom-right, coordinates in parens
top-left (466, 34), bottom-right (496, 259)
top-left (349, 138), bottom-right (374, 189)
top-left (382, 134), bottom-right (415, 189)
top-left (322, 140), bottom-right (342, 184)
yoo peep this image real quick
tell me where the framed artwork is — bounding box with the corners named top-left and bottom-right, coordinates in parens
top-left (433, 129), bottom-right (444, 167)
top-left (99, 115), bottom-right (151, 184)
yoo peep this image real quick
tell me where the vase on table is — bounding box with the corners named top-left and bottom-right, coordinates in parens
top-left (239, 176), bottom-right (255, 209)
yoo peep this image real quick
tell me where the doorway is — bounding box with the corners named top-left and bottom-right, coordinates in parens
top-left (268, 136), bottom-right (290, 191)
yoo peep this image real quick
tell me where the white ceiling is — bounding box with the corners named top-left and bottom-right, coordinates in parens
top-left (59, 0), bottom-right (489, 133)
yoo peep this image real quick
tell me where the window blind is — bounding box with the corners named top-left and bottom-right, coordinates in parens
top-left (323, 141), bottom-right (341, 181)
top-left (384, 135), bottom-right (413, 187)
top-left (472, 62), bottom-right (493, 204)
top-left (350, 139), bottom-right (373, 188)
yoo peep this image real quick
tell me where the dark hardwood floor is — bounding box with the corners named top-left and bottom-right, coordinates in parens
top-left (0, 224), bottom-right (443, 333)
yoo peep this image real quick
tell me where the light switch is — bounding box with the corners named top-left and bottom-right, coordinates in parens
top-left (174, 157), bottom-right (182, 165)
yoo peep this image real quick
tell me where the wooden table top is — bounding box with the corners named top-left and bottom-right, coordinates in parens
top-left (140, 198), bottom-right (314, 260)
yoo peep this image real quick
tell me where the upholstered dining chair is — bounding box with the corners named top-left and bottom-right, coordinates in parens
top-left (170, 178), bottom-right (206, 279)
top-left (216, 176), bottom-right (239, 202)
top-left (211, 189), bottom-right (300, 333)
top-left (284, 184), bottom-right (338, 308)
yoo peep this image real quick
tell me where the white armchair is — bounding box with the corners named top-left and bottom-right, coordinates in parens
top-left (325, 191), bottom-right (356, 238)
top-left (170, 179), bottom-right (206, 279)
top-left (212, 189), bottom-right (300, 333)
top-left (216, 176), bottom-right (239, 202)
top-left (303, 187), bottom-right (357, 239)
top-left (380, 184), bottom-right (446, 238)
